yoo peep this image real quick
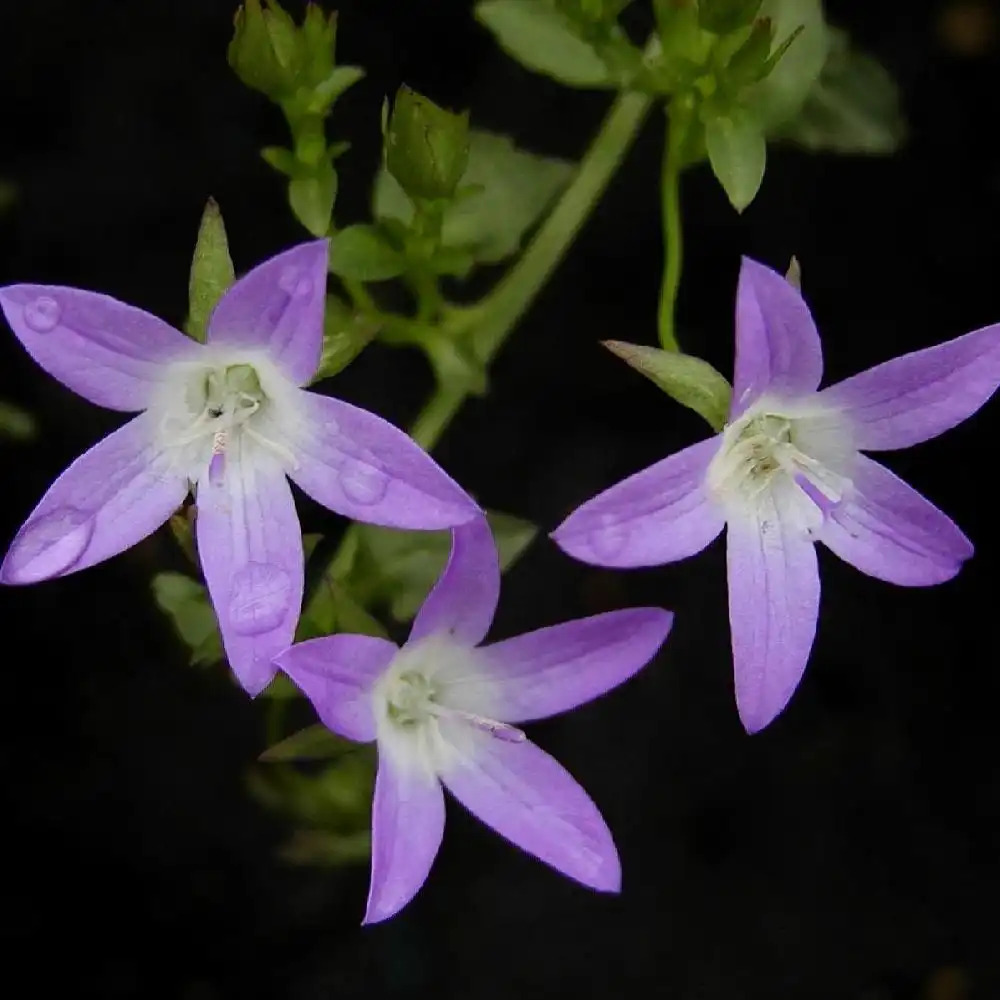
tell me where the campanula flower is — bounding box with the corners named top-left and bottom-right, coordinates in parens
top-left (554, 257), bottom-right (1000, 732)
top-left (0, 240), bottom-right (480, 692)
top-left (275, 517), bottom-right (673, 922)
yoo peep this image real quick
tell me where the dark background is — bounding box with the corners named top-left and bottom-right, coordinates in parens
top-left (1, 1), bottom-right (997, 997)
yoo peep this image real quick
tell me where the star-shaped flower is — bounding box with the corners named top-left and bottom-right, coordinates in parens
top-left (275, 517), bottom-right (673, 922)
top-left (0, 239), bottom-right (480, 692)
top-left (554, 257), bottom-right (1000, 732)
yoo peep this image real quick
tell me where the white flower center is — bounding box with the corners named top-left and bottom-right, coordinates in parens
top-left (705, 397), bottom-right (855, 534)
top-left (374, 635), bottom-right (522, 780)
top-left (150, 349), bottom-right (302, 483)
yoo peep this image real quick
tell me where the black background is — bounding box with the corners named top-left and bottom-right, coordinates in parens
top-left (1, 1), bottom-right (998, 997)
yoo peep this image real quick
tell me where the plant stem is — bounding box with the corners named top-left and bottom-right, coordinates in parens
top-left (657, 105), bottom-right (687, 352)
top-left (309, 87), bottom-right (653, 610)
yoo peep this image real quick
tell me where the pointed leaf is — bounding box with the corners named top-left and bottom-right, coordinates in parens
top-left (475, 0), bottom-right (612, 87)
top-left (328, 224), bottom-right (405, 281)
top-left (289, 166), bottom-right (337, 238)
top-left (705, 108), bottom-right (767, 212)
top-left (309, 294), bottom-right (379, 384)
top-left (603, 340), bottom-right (732, 430)
top-left (186, 198), bottom-right (235, 342)
top-left (152, 572), bottom-right (224, 667)
top-left (349, 510), bottom-right (537, 622)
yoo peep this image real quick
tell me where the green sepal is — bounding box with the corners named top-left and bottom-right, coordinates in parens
top-left (185, 198), bottom-right (235, 342)
top-left (603, 340), bottom-right (732, 430)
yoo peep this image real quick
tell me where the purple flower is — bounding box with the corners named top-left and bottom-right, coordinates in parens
top-left (554, 257), bottom-right (1000, 733)
top-left (275, 517), bottom-right (672, 923)
top-left (0, 240), bottom-right (480, 693)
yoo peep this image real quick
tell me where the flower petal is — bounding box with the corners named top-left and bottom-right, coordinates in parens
top-left (409, 517), bottom-right (499, 647)
top-left (447, 608), bottom-right (673, 724)
top-left (1, 413), bottom-right (187, 584)
top-left (365, 754), bottom-right (445, 924)
top-left (0, 285), bottom-right (198, 411)
top-left (440, 729), bottom-right (620, 892)
top-left (551, 436), bottom-right (725, 568)
top-left (207, 240), bottom-right (329, 385)
top-left (819, 454), bottom-right (972, 585)
top-left (274, 634), bottom-right (399, 742)
top-left (290, 392), bottom-right (481, 530)
top-left (196, 443), bottom-right (303, 696)
top-left (727, 490), bottom-right (820, 733)
top-left (730, 257), bottom-right (823, 418)
top-left (818, 322), bottom-right (1000, 450)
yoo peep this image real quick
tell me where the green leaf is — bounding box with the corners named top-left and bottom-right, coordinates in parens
top-left (476, 0), bottom-right (613, 87)
top-left (385, 85), bottom-right (471, 202)
top-left (748, 0), bottom-right (830, 130)
top-left (152, 572), bottom-right (224, 667)
top-left (603, 340), bottom-right (732, 430)
top-left (349, 510), bottom-right (537, 622)
top-left (704, 108), bottom-right (767, 212)
top-left (0, 399), bottom-right (36, 442)
top-left (301, 577), bottom-right (390, 641)
top-left (307, 65), bottom-right (365, 114)
top-left (310, 294), bottom-right (379, 384)
top-left (374, 130), bottom-right (574, 265)
top-left (261, 146), bottom-right (300, 176)
top-left (288, 165), bottom-right (336, 237)
top-left (185, 198), bottom-right (235, 342)
top-left (328, 224), bottom-right (405, 281)
top-left (259, 723), bottom-right (355, 762)
top-left (773, 28), bottom-right (905, 154)
top-left (443, 132), bottom-right (574, 262)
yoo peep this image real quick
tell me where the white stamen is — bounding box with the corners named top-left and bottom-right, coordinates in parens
top-left (706, 397), bottom-right (854, 531)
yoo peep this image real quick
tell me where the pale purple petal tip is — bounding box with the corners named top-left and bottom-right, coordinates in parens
top-left (819, 320), bottom-right (1000, 451)
top-left (207, 239), bottom-right (330, 386)
top-left (463, 607), bottom-right (673, 724)
top-left (291, 392), bottom-right (481, 531)
top-left (196, 448), bottom-right (304, 696)
top-left (409, 517), bottom-right (500, 648)
top-left (727, 497), bottom-right (821, 734)
top-left (0, 284), bottom-right (198, 412)
top-left (275, 634), bottom-right (398, 742)
top-left (730, 257), bottom-right (823, 419)
top-left (820, 455), bottom-right (973, 586)
top-left (440, 730), bottom-right (621, 893)
top-left (1, 413), bottom-right (186, 585)
top-left (552, 436), bottom-right (726, 568)
top-left (364, 757), bottom-right (446, 924)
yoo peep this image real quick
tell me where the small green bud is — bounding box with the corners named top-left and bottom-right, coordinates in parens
top-left (697, 0), bottom-right (763, 36)
top-left (227, 0), bottom-right (300, 99)
top-left (385, 85), bottom-right (471, 202)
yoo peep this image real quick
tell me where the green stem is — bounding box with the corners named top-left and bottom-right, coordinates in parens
top-left (657, 105), bottom-right (687, 352)
top-left (308, 88), bottom-right (652, 614)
